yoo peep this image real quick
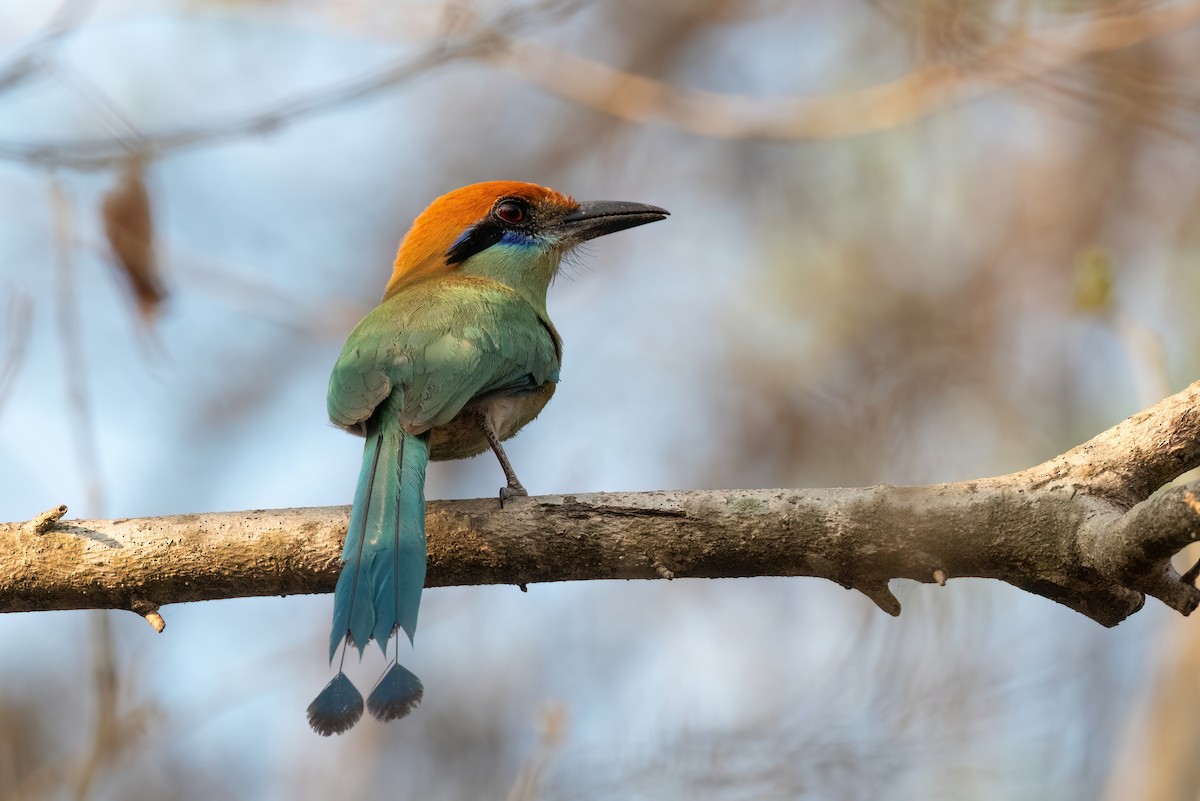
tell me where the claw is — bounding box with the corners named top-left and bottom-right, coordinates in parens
top-left (499, 482), bottom-right (528, 508)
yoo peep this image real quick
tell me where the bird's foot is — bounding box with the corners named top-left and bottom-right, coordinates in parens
top-left (498, 482), bottom-right (528, 508)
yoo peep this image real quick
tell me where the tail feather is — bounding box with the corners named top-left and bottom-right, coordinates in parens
top-left (329, 416), bottom-right (430, 660)
top-left (329, 432), bottom-right (381, 659)
top-left (311, 401), bottom-right (431, 735)
top-left (367, 662), bottom-right (424, 722)
top-left (307, 672), bottom-right (363, 737)
top-left (367, 430), bottom-right (429, 646)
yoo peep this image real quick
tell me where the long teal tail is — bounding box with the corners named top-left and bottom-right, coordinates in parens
top-left (307, 409), bottom-right (429, 736)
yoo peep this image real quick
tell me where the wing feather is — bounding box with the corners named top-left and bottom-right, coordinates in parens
top-left (327, 276), bottom-right (559, 434)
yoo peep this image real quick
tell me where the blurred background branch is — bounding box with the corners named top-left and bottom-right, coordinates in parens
top-left (0, 293), bottom-right (31, 413)
top-left (495, 0), bottom-right (1200, 139)
top-left (0, 0), bottom-right (95, 94)
top-left (0, 0), bottom-right (577, 169)
top-left (4, 0), bottom-right (1199, 170)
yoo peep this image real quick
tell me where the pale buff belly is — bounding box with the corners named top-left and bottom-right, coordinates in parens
top-left (428, 383), bottom-right (556, 461)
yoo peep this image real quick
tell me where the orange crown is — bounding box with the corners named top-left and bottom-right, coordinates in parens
top-left (383, 181), bottom-right (576, 298)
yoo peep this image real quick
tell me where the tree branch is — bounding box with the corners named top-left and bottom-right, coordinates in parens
top-left (4, 381), bottom-right (1200, 629)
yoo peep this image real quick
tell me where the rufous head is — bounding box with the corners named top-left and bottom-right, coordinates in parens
top-left (383, 181), bottom-right (667, 298)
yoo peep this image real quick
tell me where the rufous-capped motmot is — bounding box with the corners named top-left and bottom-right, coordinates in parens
top-left (307, 181), bottom-right (668, 736)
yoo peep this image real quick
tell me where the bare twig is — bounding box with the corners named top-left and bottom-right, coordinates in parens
top-left (0, 293), bottom-right (32, 413)
top-left (22, 504), bottom-right (67, 536)
top-left (507, 702), bottom-right (570, 801)
top-left (3, 381), bottom-right (1200, 628)
top-left (73, 612), bottom-right (117, 801)
top-left (44, 60), bottom-right (145, 146)
top-left (0, 0), bottom-right (95, 93)
top-left (0, 2), bottom-right (572, 170)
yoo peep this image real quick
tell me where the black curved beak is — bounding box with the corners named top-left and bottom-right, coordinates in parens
top-left (557, 200), bottom-right (669, 244)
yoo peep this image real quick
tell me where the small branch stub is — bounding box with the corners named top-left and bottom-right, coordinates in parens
top-left (23, 504), bottom-right (67, 536)
top-left (130, 599), bottom-right (165, 633)
top-left (141, 609), bottom-right (166, 633)
top-left (858, 582), bottom-right (902, 617)
top-left (1181, 559), bottom-right (1200, 588)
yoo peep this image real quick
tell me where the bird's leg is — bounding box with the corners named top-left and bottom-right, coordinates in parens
top-left (475, 410), bottom-right (527, 505)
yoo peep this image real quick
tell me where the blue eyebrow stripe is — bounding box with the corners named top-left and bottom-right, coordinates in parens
top-left (499, 230), bottom-right (538, 247)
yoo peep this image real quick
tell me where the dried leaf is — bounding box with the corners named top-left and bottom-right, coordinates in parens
top-left (101, 157), bottom-right (165, 323)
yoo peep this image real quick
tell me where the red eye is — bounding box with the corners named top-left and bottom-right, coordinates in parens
top-left (494, 199), bottom-right (527, 225)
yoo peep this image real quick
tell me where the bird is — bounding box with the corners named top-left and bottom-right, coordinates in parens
top-left (307, 181), bottom-right (668, 736)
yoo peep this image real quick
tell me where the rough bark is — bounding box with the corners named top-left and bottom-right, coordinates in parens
top-left (4, 381), bottom-right (1200, 630)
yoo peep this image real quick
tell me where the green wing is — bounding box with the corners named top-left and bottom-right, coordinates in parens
top-left (328, 276), bottom-right (560, 434)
